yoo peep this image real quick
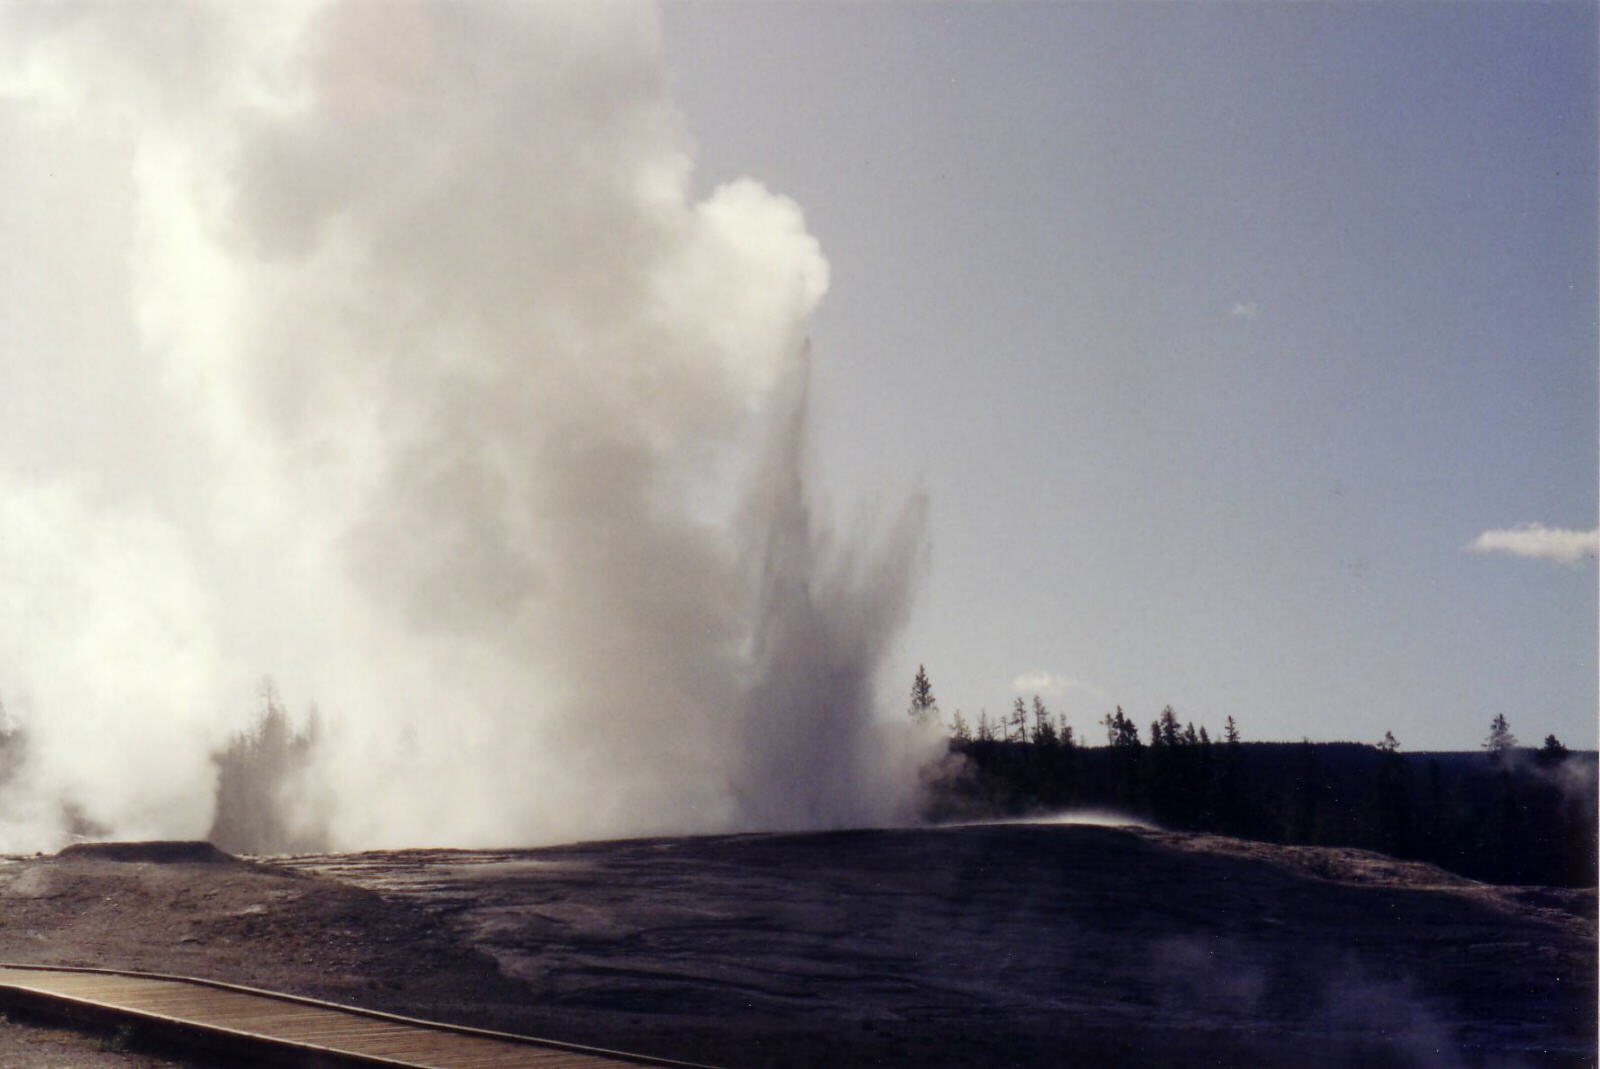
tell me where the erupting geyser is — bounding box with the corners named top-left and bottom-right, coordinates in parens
top-left (0, 1), bottom-right (936, 852)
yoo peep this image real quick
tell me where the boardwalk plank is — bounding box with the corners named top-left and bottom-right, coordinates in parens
top-left (0, 966), bottom-right (688, 1068)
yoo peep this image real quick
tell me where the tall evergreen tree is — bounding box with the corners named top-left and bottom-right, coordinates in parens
top-left (909, 665), bottom-right (938, 725)
top-left (1483, 714), bottom-right (1516, 762)
top-left (1158, 705), bottom-right (1181, 747)
top-left (1031, 696), bottom-right (1058, 747)
top-left (1010, 697), bottom-right (1029, 743)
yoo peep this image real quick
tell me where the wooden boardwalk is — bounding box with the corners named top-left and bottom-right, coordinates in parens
top-left (0, 964), bottom-right (700, 1067)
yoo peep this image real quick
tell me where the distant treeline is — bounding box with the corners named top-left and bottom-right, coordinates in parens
top-left (920, 693), bottom-right (1597, 888)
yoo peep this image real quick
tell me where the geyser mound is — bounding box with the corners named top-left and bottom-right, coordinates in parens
top-left (54, 841), bottom-right (236, 865)
top-left (0, 2), bottom-right (938, 853)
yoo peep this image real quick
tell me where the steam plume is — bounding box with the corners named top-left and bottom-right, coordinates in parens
top-left (0, 2), bottom-right (935, 851)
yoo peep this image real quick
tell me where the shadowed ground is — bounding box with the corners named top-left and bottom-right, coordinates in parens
top-left (2, 824), bottom-right (1593, 1067)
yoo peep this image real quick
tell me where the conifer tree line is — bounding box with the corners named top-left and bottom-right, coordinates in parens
top-left (914, 669), bottom-right (1596, 887)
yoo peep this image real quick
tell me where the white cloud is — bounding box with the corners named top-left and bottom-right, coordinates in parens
top-left (1228, 301), bottom-right (1259, 320)
top-left (1466, 524), bottom-right (1598, 565)
top-left (1011, 670), bottom-right (1105, 700)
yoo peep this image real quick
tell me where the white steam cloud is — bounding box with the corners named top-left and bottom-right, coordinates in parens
top-left (0, 2), bottom-right (936, 852)
top-left (1465, 524), bottom-right (1599, 565)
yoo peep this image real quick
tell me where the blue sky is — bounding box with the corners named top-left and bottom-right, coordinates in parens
top-left (661, 2), bottom-right (1598, 750)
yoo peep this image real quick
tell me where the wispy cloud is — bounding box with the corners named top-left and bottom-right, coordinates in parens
top-left (1228, 301), bottom-right (1259, 320)
top-left (1466, 524), bottom-right (1598, 565)
top-left (1011, 670), bottom-right (1106, 700)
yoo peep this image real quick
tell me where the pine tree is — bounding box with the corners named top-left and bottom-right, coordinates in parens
top-left (909, 665), bottom-right (938, 725)
top-left (1102, 706), bottom-right (1140, 749)
top-left (209, 679), bottom-right (327, 854)
top-left (1537, 734), bottom-right (1569, 766)
top-left (1483, 714), bottom-right (1516, 762)
top-left (1224, 715), bottom-right (1240, 746)
top-left (950, 709), bottom-right (971, 743)
top-left (1010, 697), bottom-right (1029, 743)
top-left (976, 710), bottom-right (995, 742)
top-left (1031, 695), bottom-right (1058, 746)
top-left (1158, 705), bottom-right (1181, 747)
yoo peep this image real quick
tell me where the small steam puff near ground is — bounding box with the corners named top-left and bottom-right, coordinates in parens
top-left (0, 2), bottom-right (940, 853)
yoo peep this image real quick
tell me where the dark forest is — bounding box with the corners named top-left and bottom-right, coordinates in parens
top-left (925, 695), bottom-right (1596, 887)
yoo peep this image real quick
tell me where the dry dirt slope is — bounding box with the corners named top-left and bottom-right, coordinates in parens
top-left (1, 824), bottom-right (1593, 1068)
